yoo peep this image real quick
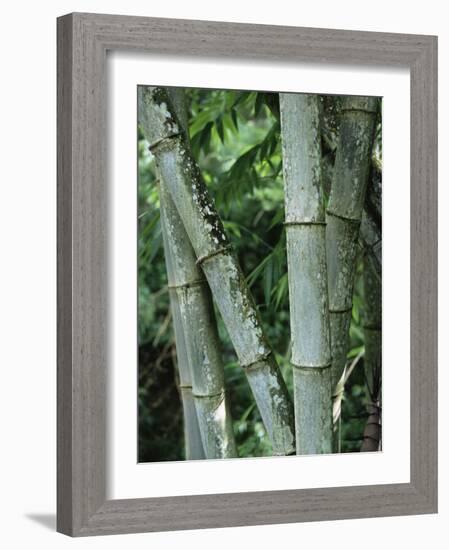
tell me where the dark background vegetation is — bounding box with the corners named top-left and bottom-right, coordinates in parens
top-left (138, 88), bottom-right (380, 462)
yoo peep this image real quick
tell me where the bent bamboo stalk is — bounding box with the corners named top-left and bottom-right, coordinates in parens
top-left (138, 86), bottom-right (295, 456)
top-left (158, 88), bottom-right (236, 459)
top-left (157, 88), bottom-right (203, 460)
top-left (280, 93), bottom-right (332, 454)
top-left (326, 95), bottom-right (378, 450)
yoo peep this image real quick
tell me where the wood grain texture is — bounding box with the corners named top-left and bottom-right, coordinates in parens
top-left (57, 12), bottom-right (438, 536)
top-left (57, 14), bottom-right (74, 536)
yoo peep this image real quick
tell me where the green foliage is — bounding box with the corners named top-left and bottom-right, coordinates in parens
top-left (138, 89), bottom-right (379, 461)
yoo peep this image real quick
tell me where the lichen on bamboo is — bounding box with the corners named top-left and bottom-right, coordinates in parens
top-left (139, 86), bottom-right (295, 456)
top-left (362, 169), bottom-right (382, 282)
top-left (360, 214), bottom-right (382, 452)
top-left (169, 287), bottom-right (205, 460)
top-left (280, 92), bottom-right (333, 454)
top-left (155, 88), bottom-right (236, 459)
top-left (161, 179), bottom-right (237, 459)
top-left (326, 95), bottom-right (379, 450)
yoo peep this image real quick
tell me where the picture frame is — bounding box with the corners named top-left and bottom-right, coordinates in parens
top-left (57, 12), bottom-right (437, 536)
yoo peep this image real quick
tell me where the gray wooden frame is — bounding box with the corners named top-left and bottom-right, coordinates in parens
top-left (57, 12), bottom-right (438, 537)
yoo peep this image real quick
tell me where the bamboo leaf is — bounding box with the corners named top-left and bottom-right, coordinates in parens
top-left (255, 92), bottom-right (265, 117)
top-left (263, 256), bottom-right (274, 305)
top-left (216, 117), bottom-right (225, 144)
top-left (231, 108), bottom-right (239, 130)
top-left (138, 85), bottom-right (296, 456)
top-left (273, 273), bottom-right (288, 311)
top-left (199, 121), bottom-right (213, 153)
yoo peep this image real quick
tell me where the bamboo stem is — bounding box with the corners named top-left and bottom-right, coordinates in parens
top-left (157, 88), bottom-right (236, 459)
top-left (360, 213), bottom-right (382, 451)
top-left (280, 93), bottom-right (332, 454)
top-left (361, 169), bottom-right (382, 282)
top-left (179, 387), bottom-right (205, 459)
top-left (139, 86), bottom-right (295, 456)
top-left (326, 96), bottom-right (378, 451)
top-left (161, 184), bottom-right (236, 459)
top-left (170, 290), bottom-right (205, 460)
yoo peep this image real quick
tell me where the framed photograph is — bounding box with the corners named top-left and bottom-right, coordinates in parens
top-left (57, 12), bottom-right (437, 536)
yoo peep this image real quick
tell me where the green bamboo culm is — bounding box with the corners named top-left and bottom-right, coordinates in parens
top-left (167, 279), bottom-right (205, 460)
top-left (157, 89), bottom-right (237, 459)
top-left (280, 93), bottom-right (333, 454)
top-left (138, 86), bottom-right (295, 456)
top-left (162, 88), bottom-right (204, 460)
top-left (360, 213), bottom-right (382, 451)
top-left (326, 95), bottom-right (378, 451)
top-left (160, 183), bottom-right (237, 459)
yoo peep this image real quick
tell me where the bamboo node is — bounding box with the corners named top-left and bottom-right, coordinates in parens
top-left (241, 351), bottom-right (273, 370)
top-left (340, 106), bottom-right (378, 115)
top-left (284, 220), bottom-right (326, 226)
top-left (168, 279), bottom-right (207, 290)
top-left (326, 209), bottom-right (361, 225)
top-left (192, 390), bottom-right (225, 400)
top-left (291, 362), bottom-right (332, 370)
top-left (362, 237), bottom-right (382, 257)
top-left (196, 246), bottom-right (232, 266)
top-left (148, 132), bottom-right (181, 153)
top-left (329, 307), bottom-right (352, 314)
